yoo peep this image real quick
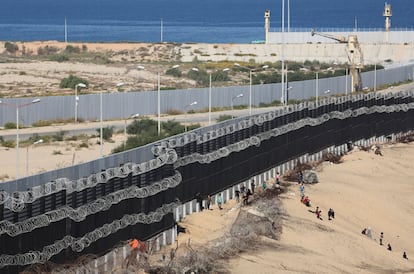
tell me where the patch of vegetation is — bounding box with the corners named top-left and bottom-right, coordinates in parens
top-left (37, 45), bottom-right (59, 55)
top-left (49, 54), bottom-right (69, 62)
top-left (65, 45), bottom-right (81, 54)
top-left (59, 75), bottom-right (89, 89)
top-left (53, 131), bottom-right (65, 141)
top-left (166, 67), bottom-right (182, 77)
top-left (216, 114), bottom-right (232, 122)
top-left (112, 118), bottom-right (200, 154)
top-left (52, 150), bottom-right (62, 155)
top-left (4, 122), bottom-right (17, 129)
top-left (166, 109), bottom-right (184, 115)
top-left (4, 42), bottom-right (18, 54)
top-left (96, 126), bottom-right (114, 141)
top-left (78, 142), bottom-right (89, 148)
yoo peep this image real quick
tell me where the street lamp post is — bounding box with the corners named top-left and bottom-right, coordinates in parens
top-left (26, 139), bottom-right (43, 176)
top-left (184, 101), bottom-right (198, 132)
top-left (234, 64), bottom-right (267, 115)
top-left (75, 83), bottom-right (86, 123)
top-left (231, 93), bottom-right (244, 119)
top-left (138, 64), bottom-right (179, 135)
top-left (0, 98), bottom-right (41, 179)
top-left (315, 72), bottom-right (319, 105)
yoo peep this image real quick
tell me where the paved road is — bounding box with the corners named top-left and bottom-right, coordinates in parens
top-left (0, 107), bottom-right (278, 141)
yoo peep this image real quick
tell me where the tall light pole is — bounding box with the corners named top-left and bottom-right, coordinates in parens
top-left (184, 101), bottom-right (197, 132)
top-left (345, 68), bottom-right (348, 95)
top-left (315, 72), bottom-right (319, 105)
top-left (234, 63), bottom-right (267, 115)
top-left (281, 0), bottom-right (286, 106)
top-left (26, 139), bottom-right (43, 176)
top-left (75, 83), bottom-right (86, 123)
top-left (138, 64), bottom-right (179, 135)
top-left (231, 93), bottom-right (244, 119)
top-left (100, 89), bottom-right (103, 157)
top-left (0, 98), bottom-right (40, 179)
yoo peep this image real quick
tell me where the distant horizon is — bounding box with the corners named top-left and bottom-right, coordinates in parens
top-left (0, 0), bottom-right (413, 43)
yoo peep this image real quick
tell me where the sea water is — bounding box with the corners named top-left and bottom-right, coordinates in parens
top-left (0, 0), bottom-right (413, 43)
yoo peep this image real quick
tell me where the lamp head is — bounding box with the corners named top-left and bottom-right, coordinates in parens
top-left (76, 83), bottom-right (87, 88)
top-left (32, 99), bottom-right (41, 104)
top-left (222, 68), bottom-right (230, 72)
top-left (137, 65), bottom-right (145, 70)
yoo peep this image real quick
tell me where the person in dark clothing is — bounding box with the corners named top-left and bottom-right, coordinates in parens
top-left (250, 179), bottom-right (256, 194)
top-left (328, 208), bottom-right (335, 220)
top-left (195, 192), bottom-right (203, 211)
top-left (235, 189), bottom-right (240, 203)
top-left (403, 251), bottom-right (408, 259)
top-left (240, 185), bottom-right (246, 194)
top-left (243, 188), bottom-right (252, 205)
top-left (206, 195), bottom-right (212, 210)
top-left (387, 244), bottom-right (392, 251)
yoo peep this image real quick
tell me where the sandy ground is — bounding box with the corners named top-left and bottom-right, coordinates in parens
top-left (0, 134), bottom-right (124, 181)
top-left (166, 142), bottom-right (414, 273)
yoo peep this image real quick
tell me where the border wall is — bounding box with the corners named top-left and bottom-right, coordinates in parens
top-left (1, 65), bottom-right (413, 127)
top-left (0, 90), bottom-right (414, 273)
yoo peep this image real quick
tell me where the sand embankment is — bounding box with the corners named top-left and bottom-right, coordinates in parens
top-left (171, 142), bottom-right (414, 273)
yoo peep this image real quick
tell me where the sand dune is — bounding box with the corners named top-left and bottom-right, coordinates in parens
top-left (173, 142), bottom-right (414, 273)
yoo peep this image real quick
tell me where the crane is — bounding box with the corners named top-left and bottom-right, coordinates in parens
top-left (311, 30), bottom-right (364, 92)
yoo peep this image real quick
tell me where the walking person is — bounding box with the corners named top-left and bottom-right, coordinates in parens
top-left (380, 232), bottom-right (384, 245)
top-left (250, 179), bottom-right (256, 194)
top-left (275, 172), bottom-right (281, 185)
top-left (300, 183), bottom-right (305, 199)
top-left (217, 193), bottom-right (223, 210)
top-left (235, 189), bottom-right (240, 203)
top-left (206, 194), bottom-right (212, 210)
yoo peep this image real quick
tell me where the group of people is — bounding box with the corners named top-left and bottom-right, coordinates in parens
top-left (299, 182), bottom-right (335, 221)
top-left (235, 181), bottom-right (254, 206)
top-left (361, 228), bottom-right (408, 260)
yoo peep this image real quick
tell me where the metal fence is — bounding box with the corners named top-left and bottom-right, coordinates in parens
top-left (1, 90), bottom-right (414, 273)
top-left (1, 64), bottom-right (413, 127)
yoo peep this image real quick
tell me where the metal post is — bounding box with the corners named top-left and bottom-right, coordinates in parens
top-left (209, 73), bottom-right (212, 125)
top-left (315, 72), bottom-right (319, 105)
top-left (16, 107), bottom-right (19, 179)
top-left (75, 85), bottom-right (78, 123)
top-left (345, 68), bottom-right (348, 95)
top-left (249, 69), bottom-right (252, 115)
top-left (157, 71), bottom-right (161, 135)
top-left (281, 0), bottom-right (285, 105)
top-left (100, 90), bottom-right (103, 157)
top-left (374, 63), bottom-right (377, 92)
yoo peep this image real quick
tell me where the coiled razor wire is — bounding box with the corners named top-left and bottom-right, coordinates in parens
top-left (2, 99), bottom-right (413, 213)
top-left (158, 91), bottom-right (414, 149)
top-left (0, 148), bottom-right (178, 212)
top-left (0, 201), bottom-right (180, 267)
top-left (172, 103), bottom-right (414, 168)
top-left (0, 171), bottom-right (182, 237)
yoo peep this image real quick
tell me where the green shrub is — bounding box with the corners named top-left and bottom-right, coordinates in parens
top-left (97, 126), bottom-right (114, 141)
top-left (166, 67), bottom-right (182, 77)
top-left (53, 131), bottom-right (65, 141)
top-left (37, 45), bottom-right (59, 55)
top-left (49, 54), bottom-right (69, 62)
top-left (1, 140), bottom-right (15, 148)
top-left (60, 75), bottom-right (89, 89)
top-left (52, 150), bottom-right (62, 155)
top-left (32, 120), bottom-right (52, 127)
top-left (166, 109), bottom-right (184, 115)
top-left (4, 122), bottom-right (17, 129)
top-left (79, 142), bottom-right (89, 148)
top-left (216, 115), bottom-right (232, 122)
top-left (4, 42), bottom-right (18, 53)
top-left (65, 45), bottom-right (81, 54)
